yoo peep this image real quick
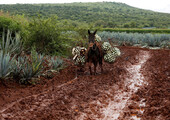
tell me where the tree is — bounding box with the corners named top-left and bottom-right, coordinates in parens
top-left (123, 23), bottom-right (130, 28)
top-left (130, 21), bottom-right (136, 28)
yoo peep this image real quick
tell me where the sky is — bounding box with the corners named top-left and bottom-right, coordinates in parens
top-left (0, 0), bottom-right (170, 13)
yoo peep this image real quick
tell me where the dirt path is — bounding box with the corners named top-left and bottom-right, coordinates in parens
top-left (77, 51), bottom-right (150, 120)
top-left (1, 46), bottom-right (168, 120)
top-left (0, 49), bottom-right (150, 120)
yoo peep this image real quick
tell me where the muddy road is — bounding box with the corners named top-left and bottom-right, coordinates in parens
top-left (0, 46), bottom-right (169, 120)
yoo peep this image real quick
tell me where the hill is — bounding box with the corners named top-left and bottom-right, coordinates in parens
top-left (1, 2), bottom-right (170, 28)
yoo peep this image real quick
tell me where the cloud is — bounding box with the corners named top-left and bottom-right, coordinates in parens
top-left (152, 4), bottom-right (170, 13)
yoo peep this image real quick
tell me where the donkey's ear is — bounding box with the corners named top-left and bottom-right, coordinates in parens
top-left (88, 30), bottom-right (91, 34)
top-left (93, 29), bottom-right (97, 35)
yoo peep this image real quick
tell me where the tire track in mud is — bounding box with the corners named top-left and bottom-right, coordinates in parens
top-left (77, 50), bottom-right (150, 120)
top-left (0, 50), bottom-right (150, 120)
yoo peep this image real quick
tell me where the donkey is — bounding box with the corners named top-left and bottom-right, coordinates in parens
top-left (86, 30), bottom-right (103, 75)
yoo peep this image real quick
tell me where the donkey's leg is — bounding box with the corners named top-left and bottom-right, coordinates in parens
top-left (94, 62), bottom-right (97, 75)
top-left (89, 62), bottom-right (92, 75)
top-left (99, 58), bottom-right (103, 73)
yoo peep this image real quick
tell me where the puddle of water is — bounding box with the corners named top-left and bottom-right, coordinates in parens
top-left (102, 91), bottom-right (130, 120)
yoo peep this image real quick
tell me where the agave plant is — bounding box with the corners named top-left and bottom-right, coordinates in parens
top-left (22, 52), bottom-right (44, 83)
top-left (11, 56), bottom-right (25, 79)
top-left (11, 51), bottom-right (45, 84)
top-left (31, 51), bottom-right (44, 76)
top-left (0, 28), bottom-right (23, 55)
top-left (98, 31), bottom-right (170, 48)
top-left (21, 57), bottom-right (36, 83)
top-left (48, 56), bottom-right (63, 70)
top-left (0, 51), bottom-right (15, 79)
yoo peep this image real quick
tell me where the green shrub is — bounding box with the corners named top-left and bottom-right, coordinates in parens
top-left (24, 16), bottom-right (66, 55)
top-left (0, 15), bottom-right (21, 32)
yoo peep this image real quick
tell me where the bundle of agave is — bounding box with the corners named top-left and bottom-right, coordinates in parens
top-left (72, 46), bottom-right (81, 57)
top-left (102, 42), bottom-right (112, 51)
top-left (95, 34), bottom-right (102, 42)
top-left (72, 46), bottom-right (86, 66)
top-left (74, 56), bottom-right (86, 65)
top-left (102, 42), bottom-right (121, 63)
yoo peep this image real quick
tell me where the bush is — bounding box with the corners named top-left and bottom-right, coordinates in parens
top-left (24, 16), bottom-right (67, 55)
top-left (0, 14), bottom-right (22, 33)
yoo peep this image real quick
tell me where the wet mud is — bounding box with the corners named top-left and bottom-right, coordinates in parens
top-left (0, 46), bottom-right (169, 120)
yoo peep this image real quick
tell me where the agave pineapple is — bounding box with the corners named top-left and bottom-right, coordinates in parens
top-left (102, 42), bottom-right (112, 51)
top-left (102, 42), bottom-right (121, 63)
top-left (74, 56), bottom-right (86, 65)
top-left (72, 46), bottom-right (86, 65)
top-left (104, 53), bottom-right (116, 63)
top-left (95, 34), bottom-right (102, 42)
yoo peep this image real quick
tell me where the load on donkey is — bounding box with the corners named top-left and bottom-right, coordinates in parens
top-left (72, 30), bottom-right (121, 75)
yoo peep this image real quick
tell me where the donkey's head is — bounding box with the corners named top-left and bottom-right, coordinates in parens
top-left (88, 30), bottom-right (97, 50)
top-left (88, 30), bottom-right (97, 43)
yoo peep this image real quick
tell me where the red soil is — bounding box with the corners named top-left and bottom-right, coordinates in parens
top-left (137, 49), bottom-right (170, 120)
top-left (0, 46), bottom-right (169, 120)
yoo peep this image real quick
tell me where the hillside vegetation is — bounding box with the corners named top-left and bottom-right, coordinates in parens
top-left (1, 2), bottom-right (170, 28)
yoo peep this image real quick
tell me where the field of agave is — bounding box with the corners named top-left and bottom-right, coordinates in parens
top-left (0, 29), bottom-right (63, 85)
top-left (98, 31), bottom-right (170, 48)
top-left (101, 28), bottom-right (170, 34)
